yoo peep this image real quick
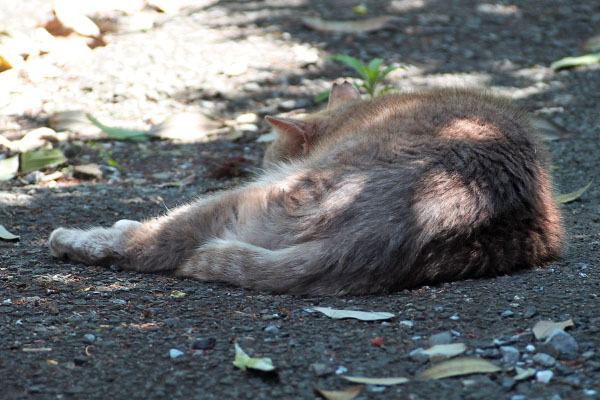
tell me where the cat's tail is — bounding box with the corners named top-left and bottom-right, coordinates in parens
top-left (176, 238), bottom-right (357, 295)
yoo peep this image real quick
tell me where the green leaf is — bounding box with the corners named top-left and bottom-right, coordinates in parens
top-left (551, 53), bottom-right (600, 70)
top-left (0, 154), bottom-right (19, 181)
top-left (0, 225), bottom-right (20, 241)
top-left (367, 58), bottom-right (383, 73)
top-left (555, 179), bottom-right (593, 204)
top-left (233, 343), bottom-right (276, 372)
top-left (352, 4), bottom-right (368, 15)
top-left (314, 90), bottom-right (331, 103)
top-left (86, 114), bottom-right (149, 141)
top-left (330, 54), bottom-right (370, 81)
top-left (379, 64), bottom-right (400, 79)
top-left (20, 148), bottom-right (67, 174)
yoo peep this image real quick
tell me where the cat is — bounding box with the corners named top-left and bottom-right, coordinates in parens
top-left (49, 82), bottom-right (563, 295)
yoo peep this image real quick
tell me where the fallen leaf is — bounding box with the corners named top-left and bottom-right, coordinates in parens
top-left (148, 112), bottom-right (221, 141)
top-left (53, 0), bottom-right (101, 37)
top-left (236, 113), bottom-right (258, 124)
top-left (20, 148), bottom-right (67, 174)
top-left (256, 132), bottom-right (277, 143)
top-left (73, 164), bottom-right (102, 180)
top-left (313, 307), bottom-right (394, 321)
top-left (532, 319), bottom-right (574, 340)
top-left (583, 35), bottom-right (600, 51)
top-left (415, 357), bottom-right (501, 380)
top-left (551, 53), bottom-right (600, 70)
top-left (418, 343), bottom-right (467, 359)
top-left (314, 385), bottom-right (362, 400)
top-left (302, 16), bottom-right (390, 33)
top-left (233, 342), bottom-right (276, 372)
top-left (87, 114), bottom-right (149, 141)
top-left (530, 116), bottom-right (575, 142)
top-left (0, 154), bottom-right (19, 181)
top-left (170, 290), bottom-right (187, 298)
top-left (46, 359), bottom-right (59, 365)
top-left (341, 376), bottom-right (409, 385)
top-left (225, 130), bottom-right (244, 141)
top-left (555, 180), bottom-right (593, 204)
top-left (514, 366), bottom-right (536, 381)
top-left (50, 110), bottom-right (102, 137)
top-left (22, 347), bottom-right (53, 352)
top-left (0, 225), bottom-right (20, 241)
top-left (352, 5), bottom-right (368, 15)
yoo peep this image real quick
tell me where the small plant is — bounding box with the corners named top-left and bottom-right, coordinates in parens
top-left (330, 54), bottom-right (401, 98)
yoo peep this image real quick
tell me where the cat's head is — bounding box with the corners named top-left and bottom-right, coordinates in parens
top-left (263, 82), bottom-right (361, 167)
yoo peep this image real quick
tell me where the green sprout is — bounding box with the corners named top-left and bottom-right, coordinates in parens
top-left (315, 55), bottom-right (402, 102)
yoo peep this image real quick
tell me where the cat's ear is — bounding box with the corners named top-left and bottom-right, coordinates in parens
top-left (265, 116), bottom-right (314, 152)
top-left (328, 81), bottom-right (361, 109)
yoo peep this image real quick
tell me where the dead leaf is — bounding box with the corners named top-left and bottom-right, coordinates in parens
top-left (417, 343), bottom-right (467, 359)
top-left (148, 112), bottom-right (222, 141)
top-left (341, 376), bottom-right (409, 385)
top-left (74, 164), bottom-right (103, 180)
top-left (233, 342), bottom-right (276, 372)
top-left (302, 16), bottom-right (390, 33)
top-left (22, 347), bottom-right (53, 352)
top-left (0, 225), bottom-right (20, 241)
top-left (313, 307), bottom-right (394, 321)
top-left (416, 357), bottom-right (501, 380)
top-left (256, 132), bottom-right (277, 143)
top-left (532, 319), bottom-right (574, 340)
top-left (225, 130), bottom-right (244, 142)
top-left (315, 386), bottom-right (362, 400)
top-left (583, 35), bottom-right (600, 51)
top-left (0, 155), bottom-right (19, 181)
top-left (555, 180), bottom-right (593, 204)
top-left (50, 110), bottom-right (103, 138)
top-left (53, 0), bottom-right (101, 37)
top-left (170, 290), bottom-right (187, 298)
top-left (514, 366), bottom-right (536, 381)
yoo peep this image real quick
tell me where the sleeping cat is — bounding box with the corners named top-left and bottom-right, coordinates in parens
top-left (49, 82), bottom-right (563, 295)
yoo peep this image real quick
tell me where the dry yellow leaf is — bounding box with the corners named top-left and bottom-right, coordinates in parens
top-left (302, 16), bottom-right (390, 33)
top-left (315, 386), bottom-right (362, 400)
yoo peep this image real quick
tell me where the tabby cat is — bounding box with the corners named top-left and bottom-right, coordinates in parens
top-left (49, 82), bottom-right (563, 295)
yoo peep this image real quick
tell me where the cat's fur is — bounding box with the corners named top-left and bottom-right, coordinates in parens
top-left (49, 83), bottom-right (563, 295)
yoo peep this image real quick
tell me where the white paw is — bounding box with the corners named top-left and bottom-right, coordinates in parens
top-left (113, 219), bottom-right (142, 230)
top-left (48, 221), bottom-right (139, 264)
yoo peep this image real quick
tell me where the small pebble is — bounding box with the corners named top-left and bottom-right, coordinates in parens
top-left (429, 331), bottom-right (452, 346)
top-left (264, 325), bottom-right (279, 334)
top-left (368, 386), bottom-right (386, 393)
top-left (536, 370), bottom-right (553, 383)
top-left (525, 344), bottom-right (536, 352)
top-left (545, 329), bottom-right (579, 358)
top-left (400, 320), bottom-right (414, 327)
top-left (310, 363), bottom-right (332, 377)
top-left (584, 389), bottom-right (598, 396)
top-left (524, 306), bottom-right (537, 318)
top-left (450, 315), bottom-right (460, 321)
top-left (335, 366), bottom-right (347, 375)
top-left (533, 352), bottom-right (556, 367)
top-left (501, 309), bottom-right (514, 318)
top-left (501, 377), bottom-right (516, 389)
top-left (169, 349), bottom-right (184, 359)
top-left (83, 334), bottom-right (96, 344)
top-left (511, 395), bottom-right (526, 400)
top-left (501, 346), bottom-right (520, 365)
top-left (191, 337), bottom-right (216, 350)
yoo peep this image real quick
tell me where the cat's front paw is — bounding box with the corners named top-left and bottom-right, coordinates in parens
top-left (48, 221), bottom-right (140, 265)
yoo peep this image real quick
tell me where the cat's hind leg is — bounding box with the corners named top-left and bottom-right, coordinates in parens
top-left (176, 237), bottom-right (339, 295)
top-left (49, 220), bottom-right (142, 265)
